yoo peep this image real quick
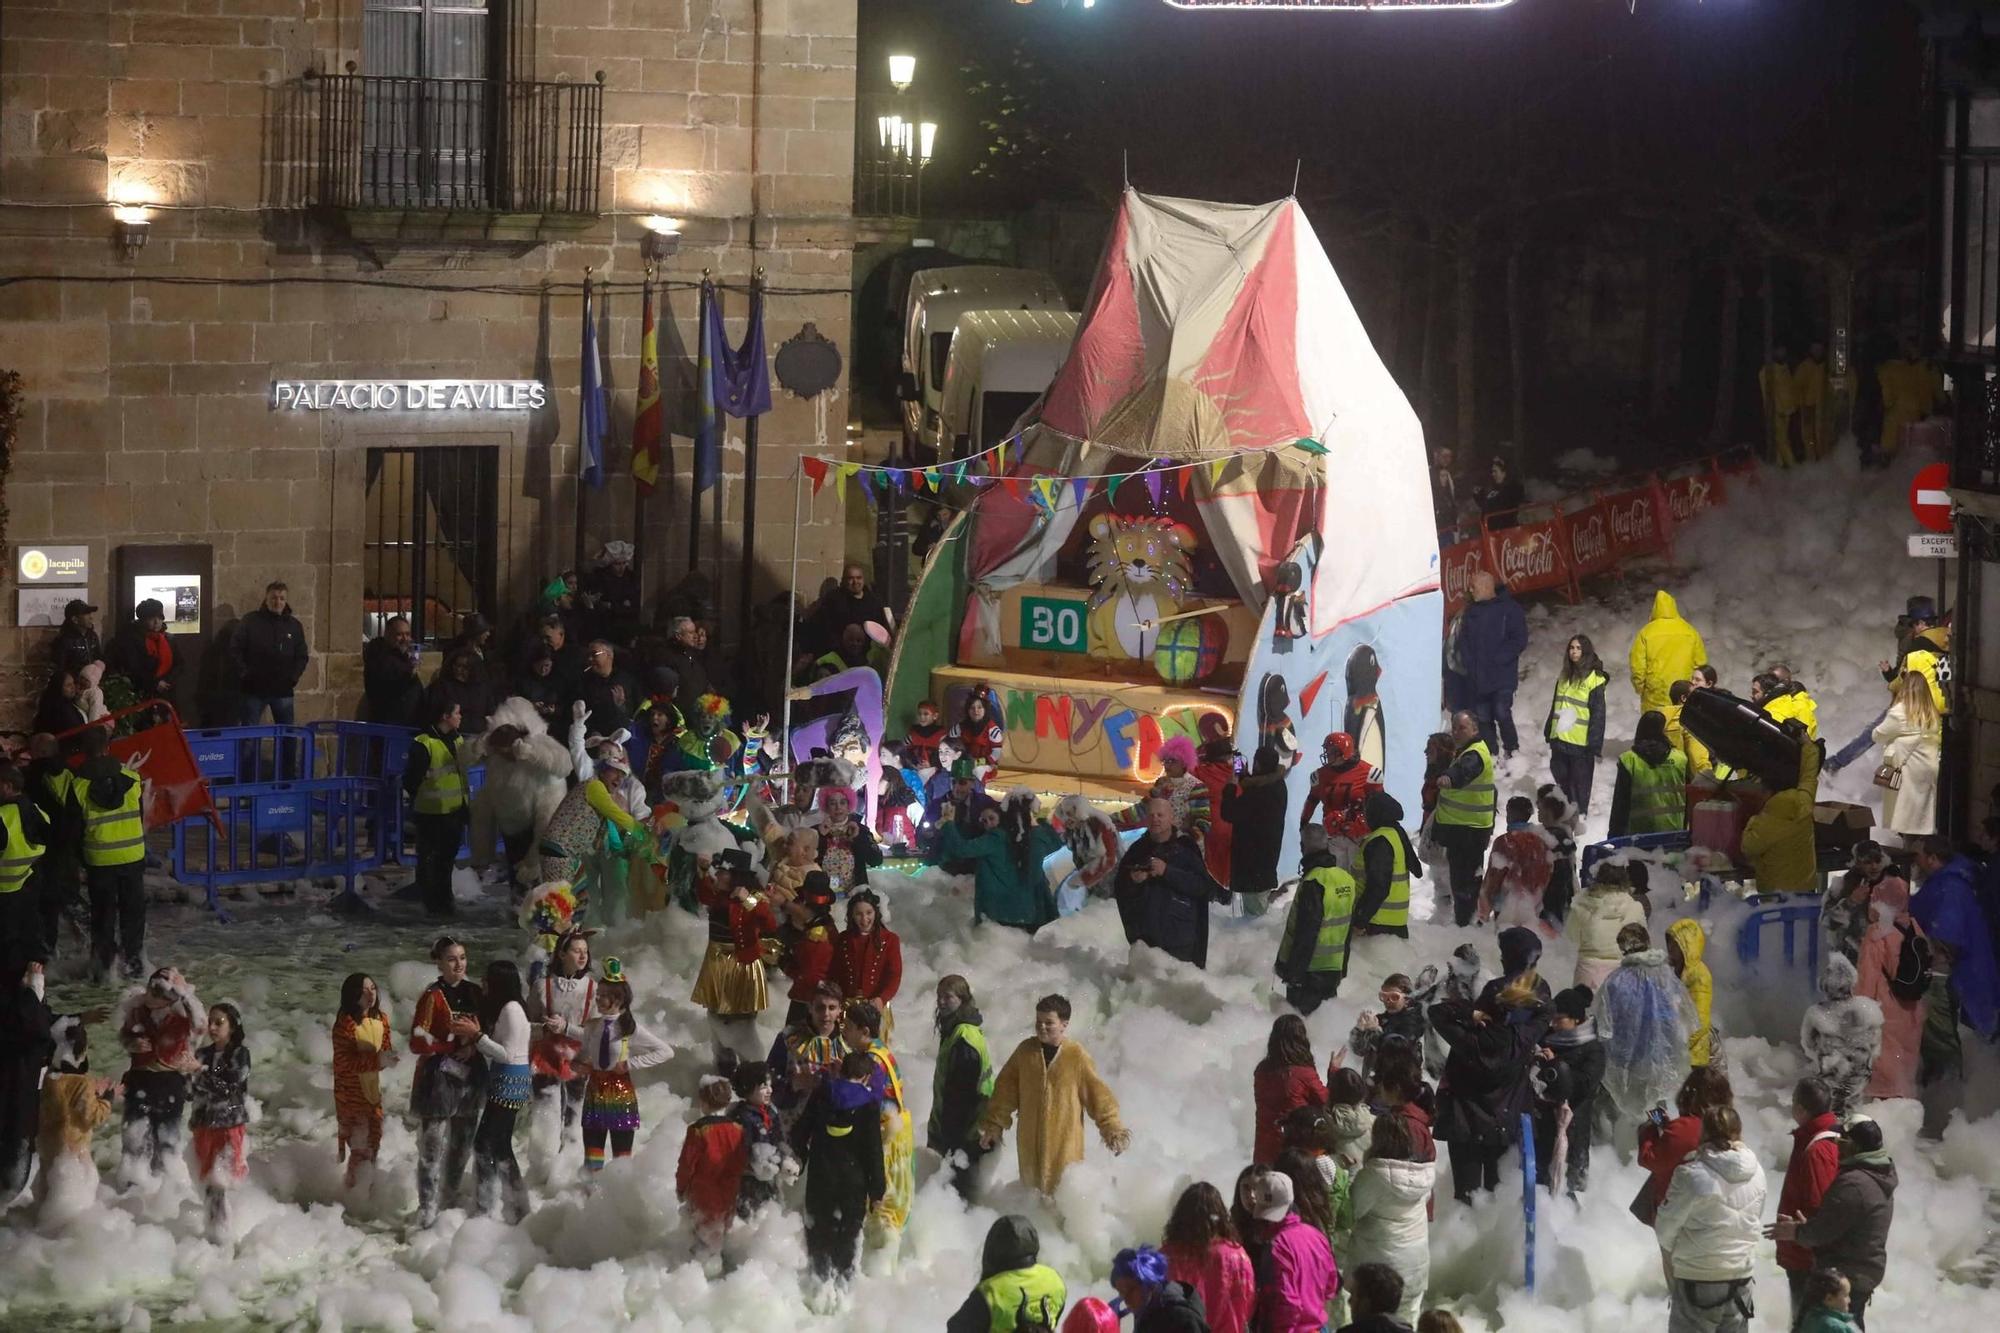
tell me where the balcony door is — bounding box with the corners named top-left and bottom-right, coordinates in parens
top-left (362, 0), bottom-right (491, 207)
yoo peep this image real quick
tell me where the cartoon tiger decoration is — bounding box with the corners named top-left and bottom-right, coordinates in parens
top-left (1085, 513), bottom-right (1197, 659)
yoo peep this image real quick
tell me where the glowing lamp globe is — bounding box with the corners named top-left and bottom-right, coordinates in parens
top-left (1153, 616), bottom-right (1227, 686)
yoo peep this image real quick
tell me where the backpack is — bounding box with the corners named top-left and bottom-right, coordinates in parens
top-left (1889, 922), bottom-right (1934, 1003)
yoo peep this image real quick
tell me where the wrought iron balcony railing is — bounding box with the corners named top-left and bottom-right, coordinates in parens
top-left (305, 71), bottom-right (602, 216)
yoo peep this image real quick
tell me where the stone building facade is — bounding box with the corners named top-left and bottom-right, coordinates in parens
top-left (0, 0), bottom-right (857, 723)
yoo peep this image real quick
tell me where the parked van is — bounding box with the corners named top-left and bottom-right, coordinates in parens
top-left (900, 265), bottom-right (1064, 450)
top-left (934, 308), bottom-right (1079, 461)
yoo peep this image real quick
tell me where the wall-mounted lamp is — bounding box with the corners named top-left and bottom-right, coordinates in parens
top-left (641, 215), bottom-right (681, 261)
top-left (887, 53), bottom-right (916, 92)
top-left (112, 204), bottom-right (150, 262)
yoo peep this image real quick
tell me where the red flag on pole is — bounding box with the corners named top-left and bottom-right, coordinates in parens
top-left (632, 277), bottom-right (664, 496)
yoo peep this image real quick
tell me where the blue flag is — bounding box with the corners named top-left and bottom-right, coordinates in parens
top-left (578, 278), bottom-right (607, 490)
top-left (694, 281), bottom-right (720, 494)
top-left (710, 282), bottom-right (772, 419)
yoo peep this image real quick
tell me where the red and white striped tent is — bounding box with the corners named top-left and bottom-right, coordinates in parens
top-left (962, 189), bottom-right (1437, 656)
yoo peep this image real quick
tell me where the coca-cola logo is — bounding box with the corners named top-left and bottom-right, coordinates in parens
top-left (1666, 477), bottom-right (1711, 523)
top-left (1609, 496), bottom-right (1653, 547)
top-left (1569, 512), bottom-right (1609, 567)
top-left (1443, 546), bottom-right (1485, 603)
top-left (1498, 528), bottom-right (1559, 583)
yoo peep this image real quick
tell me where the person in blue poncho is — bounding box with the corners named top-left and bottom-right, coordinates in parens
top-left (1910, 836), bottom-right (2000, 1039)
top-left (1592, 922), bottom-right (1697, 1131)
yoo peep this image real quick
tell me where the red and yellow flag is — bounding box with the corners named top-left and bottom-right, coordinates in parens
top-left (632, 277), bottom-right (663, 496)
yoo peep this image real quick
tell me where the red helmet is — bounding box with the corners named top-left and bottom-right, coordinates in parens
top-left (1322, 731), bottom-right (1356, 764)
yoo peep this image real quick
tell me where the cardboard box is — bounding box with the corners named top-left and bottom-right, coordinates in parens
top-left (1812, 802), bottom-right (1874, 853)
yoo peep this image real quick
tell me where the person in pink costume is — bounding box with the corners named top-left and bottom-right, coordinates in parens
top-left (1853, 877), bottom-right (1924, 1100)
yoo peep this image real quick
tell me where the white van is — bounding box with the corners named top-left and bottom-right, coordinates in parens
top-left (900, 265), bottom-right (1064, 450)
top-left (934, 308), bottom-right (1079, 461)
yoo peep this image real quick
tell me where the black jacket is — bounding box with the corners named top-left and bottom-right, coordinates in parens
top-left (946, 1216), bottom-right (1056, 1333)
top-left (1795, 1153), bottom-right (1897, 1294)
top-left (69, 756), bottom-right (137, 829)
top-left (792, 1077), bottom-right (886, 1227)
top-left (1134, 1281), bottom-right (1210, 1333)
top-left (1355, 791), bottom-right (1418, 937)
top-left (1220, 772), bottom-right (1289, 893)
top-left (189, 1042), bottom-right (251, 1129)
top-left (0, 796), bottom-right (52, 859)
top-left (27, 758), bottom-right (79, 854)
top-left (51, 625), bottom-right (102, 677)
top-left (581, 566), bottom-right (642, 640)
top-left (1608, 735), bottom-right (1678, 837)
top-left (362, 637), bottom-right (425, 728)
top-left (425, 667), bottom-right (496, 735)
top-left (512, 668), bottom-right (568, 726)
top-left (105, 621), bottom-right (170, 697)
top-left (929, 1006), bottom-right (990, 1154)
top-left (1337, 1316), bottom-right (1416, 1333)
top-left (578, 666), bottom-right (641, 735)
top-left (1431, 996), bottom-right (1551, 1147)
top-left (0, 980), bottom-right (54, 1145)
top-left (232, 606), bottom-right (310, 697)
top-left (400, 726), bottom-right (465, 807)
top-left (1114, 832), bottom-right (1230, 969)
top-left (1537, 1032), bottom-right (1606, 1122)
top-left (658, 644), bottom-right (711, 716)
top-left (1280, 849), bottom-right (1344, 982)
top-left (32, 692), bottom-right (86, 737)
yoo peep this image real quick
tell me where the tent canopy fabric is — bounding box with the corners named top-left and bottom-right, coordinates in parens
top-left (967, 189), bottom-right (1438, 640)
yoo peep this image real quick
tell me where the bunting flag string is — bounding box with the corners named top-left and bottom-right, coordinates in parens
top-left (797, 436), bottom-right (1328, 493)
top-left (802, 456), bottom-right (828, 496)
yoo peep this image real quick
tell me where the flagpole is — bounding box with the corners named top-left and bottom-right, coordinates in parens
top-left (737, 268), bottom-right (764, 657)
top-left (574, 268), bottom-right (591, 573)
top-left (781, 457), bottom-right (804, 756)
top-left (689, 275), bottom-right (706, 575)
top-left (632, 265), bottom-right (653, 613)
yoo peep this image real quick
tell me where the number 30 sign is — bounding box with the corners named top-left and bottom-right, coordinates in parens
top-left (1020, 596), bottom-right (1087, 654)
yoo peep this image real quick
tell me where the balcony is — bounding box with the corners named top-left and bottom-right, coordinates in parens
top-left (302, 70), bottom-right (603, 244)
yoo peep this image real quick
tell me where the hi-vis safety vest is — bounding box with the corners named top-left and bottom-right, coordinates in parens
top-left (1359, 826), bottom-right (1410, 930)
top-left (1618, 749), bottom-right (1689, 833)
top-left (1548, 670), bottom-right (1607, 748)
top-left (0, 803), bottom-right (46, 893)
top-left (1282, 865), bottom-right (1357, 975)
top-left (929, 1021), bottom-right (995, 1142)
top-left (414, 733), bottom-right (470, 815)
top-left (1434, 741), bottom-right (1496, 829)
top-left (976, 1265), bottom-right (1066, 1333)
top-left (81, 767), bottom-right (146, 868)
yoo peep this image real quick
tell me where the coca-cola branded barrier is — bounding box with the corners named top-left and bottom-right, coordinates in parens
top-left (1441, 452), bottom-right (1748, 617)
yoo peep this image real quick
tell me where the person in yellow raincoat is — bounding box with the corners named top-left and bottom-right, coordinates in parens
top-left (1740, 729), bottom-right (1821, 894)
top-left (1666, 918), bottom-right (1716, 1068)
top-left (1760, 345), bottom-right (1798, 466)
top-left (1629, 590), bottom-right (1708, 715)
top-left (845, 1000), bottom-right (915, 1252)
top-left (1664, 681), bottom-right (1714, 776)
top-left (1878, 337), bottom-right (1941, 460)
top-left (1794, 343), bottom-right (1830, 461)
top-left (1752, 671), bottom-right (1820, 741)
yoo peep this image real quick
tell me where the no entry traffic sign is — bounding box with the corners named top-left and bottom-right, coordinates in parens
top-left (1910, 462), bottom-right (1953, 533)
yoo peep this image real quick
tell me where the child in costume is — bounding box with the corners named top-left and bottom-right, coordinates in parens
top-left (780, 872), bottom-right (839, 1030)
top-left (1802, 954), bottom-right (1884, 1117)
top-left (768, 827), bottom-right (821, 902)
top-left (1478, 796), bottom-right (1553, 928)
top-left (728, 1059), bottom-right (796, 1216)
top-left (836, 887), bottom-right (903, 1039)
top-left (539, 749), bottom-right (643, 914)
top-left (409, 935), bottom-right (485, 1228)
top-left (947, 686), bottom-right (1005, 780)
top-left (331, 972), bottom-right (397, 1189)
top-left (843, 1001), bottom-right (915, 1255)
top-left (793, 1050), bottom-right (887, 1287)
top-left (816, 786), bottom-right (882, 893)
top-left (677, 1074), bottom-right (746, 1253)
top-left (472, 959), bottom-right (532, 1223)
top-left (1349, 973), bottom-right (1428, 1086)
top-left (904, 700), bottom-right (947, 778)
top-left (1301, 732), bottom-right (1381, 861)
top-left (527, 927), bottom-right (596, 1174)
top-left (117, 966), bottom-right (204, 1186)
top-left (1537, 787), bottom-right (1579, 928)
top-left (38, 1009), bottom-right (115, 1203)
top-left (576, 958), bottom-right (671, 1173)
top-left (189, 1001), bottom-right (249, 1235)
top-left (691, 848), bottom-right (780, 1070)
top-left (875, 746), bottom-right (921, 856)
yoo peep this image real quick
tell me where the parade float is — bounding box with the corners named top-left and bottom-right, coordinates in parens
top-left (880, 189), bottom-right (1442, 872)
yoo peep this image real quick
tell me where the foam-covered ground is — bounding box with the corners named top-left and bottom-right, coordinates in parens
top-left (7, 450), bottom-right (1996, 1332)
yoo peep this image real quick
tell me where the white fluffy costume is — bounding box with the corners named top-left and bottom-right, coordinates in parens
top-left (470, 696), bottom-right (572, 886)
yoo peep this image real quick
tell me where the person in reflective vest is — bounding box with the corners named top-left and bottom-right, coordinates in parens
top-left (1355, 790), bottom-right (1417, 939)
top-left (945, 1214), bottom-right (1067, 1333)
top-left (1544, 634), bottom-right (1608, 815)
top-left (70, 727), bottom-right (145, 979)
top-left (1609, 711), bottom-right (1690, 838)
top-left (929, 974), bottom-right (995, 1200)
top-left (1432, 712), bottom-right (1496, 928)
top-left (402, 701), bottom-right (472, 919)
top-left (0, 762), bottom-right (51, 977)
top-left (1277, 825), bottom-right (1357, 1015)
top-left (26, 732), bottom-right (82, 965)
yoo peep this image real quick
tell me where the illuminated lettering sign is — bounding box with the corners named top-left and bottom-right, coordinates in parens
top-left (270, 380), bottom-right (549, 412)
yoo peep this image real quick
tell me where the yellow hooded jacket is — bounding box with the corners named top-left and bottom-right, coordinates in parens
top-left (1662, 703), bottom-right (1713, 775)
top-left (1740, 741), bottom-right (1821, 894)
top-left (1897, 625), bottom-right (1950, 715)
top-left (1629, 591), bottom-right (1708, 715)
top-left (1667, 918), bottom-right (1714, 1067)
top-left (1762, 687), bottom-right (1819, 740)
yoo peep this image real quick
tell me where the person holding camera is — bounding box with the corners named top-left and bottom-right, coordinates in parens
top-left (1635, 1067), bottom-right (1736, 1281)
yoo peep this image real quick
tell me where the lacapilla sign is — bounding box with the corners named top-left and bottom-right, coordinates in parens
top-left (271, 380), bottom-right (549, 412)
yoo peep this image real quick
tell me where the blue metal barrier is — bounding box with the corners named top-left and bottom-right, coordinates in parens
top-left (1736, 900), bottom-right (1822, 982)
top-left (170, 776), bottom-right (379, 920)
top-left (1580, 830), bottom-right (1693, 886)
top-left (185, 725), bottom-right (317, 786)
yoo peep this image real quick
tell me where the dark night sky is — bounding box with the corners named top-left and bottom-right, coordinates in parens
top-left (859, 0), bottom-right (1925, 225)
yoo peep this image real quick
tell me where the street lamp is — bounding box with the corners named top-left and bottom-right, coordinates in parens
top-left (888, 53), bottom-right (916, 92)
top-left (918, 121), bottom-right (937, 166)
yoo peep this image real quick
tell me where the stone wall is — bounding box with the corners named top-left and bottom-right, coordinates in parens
top-left (0, 0), bottom-right (857, 724)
